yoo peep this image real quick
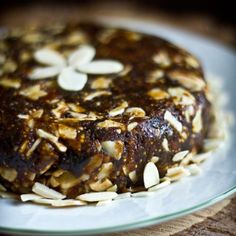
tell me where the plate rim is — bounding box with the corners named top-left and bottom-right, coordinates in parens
top-left (1, 17), bottom-right (236, 235)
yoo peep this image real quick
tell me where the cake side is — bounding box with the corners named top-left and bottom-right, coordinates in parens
top-left (0, 22), bottom-right (211, 198)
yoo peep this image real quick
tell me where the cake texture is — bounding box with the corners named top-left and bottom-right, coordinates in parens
top-left (0, 22), bottom-right (211, 199)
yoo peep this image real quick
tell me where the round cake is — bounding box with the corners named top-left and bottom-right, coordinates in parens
top-left (0, 22), bottom-right (211, 199)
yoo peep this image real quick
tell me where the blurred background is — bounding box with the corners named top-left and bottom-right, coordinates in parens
top-left (0, 0), bottom-right (235, 47)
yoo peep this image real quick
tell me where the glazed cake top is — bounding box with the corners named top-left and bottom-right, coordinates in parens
top-left (0, 22), bottom-right (208, 177)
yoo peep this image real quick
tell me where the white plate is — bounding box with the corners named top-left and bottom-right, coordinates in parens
top-left (0, 17), bottom-right (236, 235)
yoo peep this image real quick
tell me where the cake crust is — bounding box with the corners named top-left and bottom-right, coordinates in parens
top-left (0, 22), bottom-right (210, 197)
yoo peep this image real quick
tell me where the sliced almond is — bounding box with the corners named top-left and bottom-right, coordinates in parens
top-left (32, 182), bottom-right (66, 200)
top-left (77, 60), bottom-right (124, 74)
top-left (168, 87), bottom-right (195, 105)
top-left (68, 45), bottom-right (95, 67)
top-left (147, 88), bottom-right (169, 100)
top-left (58, 124), bottom-right (77, 139)
top-left (108, 101), bottom-right (128, 117)
top-left (115, 192), bottom-right (131, 200)
top-left (97, 120), bottom-right (125, 130)
top-left (97, 162), bottom-right (113, 180)
top-left (125, 107), bottom-right (146, 117)
top-left (153, 51), bottom-right (171, 67)
top-left (29, 66), bottom-right (61, 80)
top-left (101, 140), bottom-right (124, 160)
top-left (164, 110), bottom-right (183, 133)
top-left (168, 70), bottom-right (206, 92)
top-left (192, 107), bottom-right (202, 133)
top-left (0, 78), bottom-right (21, 89)
top-left (26, 138), bottom-right (41, 157)
top-left (34, 48), bottom-right (66, 66)
top-left (77, 192), bottom-right (118, 202)
top-left (91, 77), bottom-right (111, 89)
top-left (19, 85), bottom-right (47, 101)
top-left (166, 166), bottom-right (190, 181)
top-left (84, 91), bottom-right (111, 101)
top-left (143, 162), bottom-right (160, 189)
top-left (51, 199), bottom-right (87, 207)
top-left (20, 193), bottom-right (43, 202)
top-left (185, 56), bottom-right (200, 68)
top-left (150, 156), bottom-right (159, 163)
top-left (129, 170), bottom-right (138, 183)
top-left (185, 164), bottom-right (201, 175)
top-left (107, 184), bottom-right (117, 192)
top-left (148, 179), bottom-right (171, 192)
top-left (89, 179), bottom-right (113, 192)
top-left (162, 138), bottom-right (169, 151)
top-left (172, 150), bottom-right (189, 162)
top-left (58, 67), bottom-right (87, 91)
top-left (127, 122), bottom-right (138, 131)
top-left (0, 167), bottom-right (17, 182)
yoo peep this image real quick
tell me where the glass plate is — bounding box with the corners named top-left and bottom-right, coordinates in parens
top-left (0, 17), bottom-right (236, 236)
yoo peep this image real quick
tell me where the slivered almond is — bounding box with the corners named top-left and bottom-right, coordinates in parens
top-left (26, 138), bottom-right (41, 157)
top-left (78, 60), bottom-right (124, 74)
top-left (51, 199), bottom-right (87, 207)
top-left (77, 192), bottom-right (118, 202)
top-left (168, 70), bottom-right (206, 91)
top-left (143, 162), bottom-right (160, 188)
top-left (89, 179), bottom-right (113, 192)
top-left (192, 107), bottom-right (202, 133)
top-left (172, 150), bottom-right (189, 162)
top-left (148, 88), bottom-right (169, 100)
top-left (84, 91), bottom-right (111, 101)
top-left (20, 193), bottom-right (43, 202)
top-left (101, 140), bottom-right (124, 160)
top-left (164, 110), bottom-right (183, 133)
top-left (125, 107), bottom-right (146, 117)
top-left (108, 101), bottom-right (128, 117)
top-left (32, 182), bottom-right (66, 200)
top-left (97, 162), bottom-right (113, 180)
top-left (148, 179), bottom-right (171, 192)
top-left (127, 122), bottom-right (138, 131)
top-left (162, 138), bottom-right (169, 151)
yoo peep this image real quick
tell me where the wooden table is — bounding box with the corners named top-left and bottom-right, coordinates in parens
top-left (0, 2), bottom-right (235, 235)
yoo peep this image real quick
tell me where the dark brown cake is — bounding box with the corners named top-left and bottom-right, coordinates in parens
top-left (0, 22), bottom-right (211, 198)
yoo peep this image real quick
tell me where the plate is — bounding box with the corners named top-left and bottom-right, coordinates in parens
top-left (0, 17), bottom-right (236, 235)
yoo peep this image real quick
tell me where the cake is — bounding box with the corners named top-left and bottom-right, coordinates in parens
top-left (0, 22), bottom-right (211, 201)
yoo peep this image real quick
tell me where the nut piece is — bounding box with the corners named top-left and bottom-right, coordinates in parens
top-left (89, 179), bottom-right (113, 192)
top-left (58, 124), bottom-right (77, 139)
top-left (91, 77), bottom-right (111, 89)
top-left (125, 107), bottom-right (146, 117)
top-left (127, 122), bottom-right (138, 131)
top-left (153, 51), bottom-right (171, 67)
top-left (101, 140), bottom-right (124, 160)
top-left (108, 101), bottom-right (128, 117)
top-left (32, 182), bottom-right (66, 200)
top-left (192, 107), bottom-right (203, 133)
top-left (97, 120), bottom-right (125, 130)
top-left (128, 170), bottom-right (138, 183)
top-left (168, 87), bottom-right (195, 105)
top-left (19, 85), bottom-right (47, 101)
top-left (146, 69), bottom-right (164, 83)
top-left (172, 150), bottom-right (189, 162)
top-left (77, 192), bottom-right (118, 202)
top-left (164, 110), bottom-right (183, 134)
top-left (0, 167), bottom-right (17, 182)
top-left (0, 78), bottom-right (21, 89)
top-left (148, 88), bottom-right (170, 100)
top-left (143, 162), bottom-right (160, 188)
top-left (168, 70), bottom-right (206, 92)
top-left (20, 193), bottom-right (43, 202)
top-left (84, 91), bottom-right (111, 101)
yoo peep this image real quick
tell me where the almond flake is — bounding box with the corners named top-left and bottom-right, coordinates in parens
top-left (162, 138), bottom-right (169, 151)
top-left (153, 51), bottom-right (171, 67)
top-left (51, 199), bottom-right (87, 207)
top-left (131, 191), bottom-right (154, 197)
top-left (101, 140), bottom-right (124, 160)
top-left (20, 193), bottom-right (43, 202)
top-left (0, 167), bottom-right (17, 182)
top-left (125, 107), bottom-right (146, 117)
top-left (58, 124), bottom-right (77, 139)
top-left (148, 88), bottom-right (169, 100)
top-left (147, 69), bottom-right (164, 83)
top-left (26, 138), bottom-right (41, 157)
top-left (172, 150), bottom-right (189, 162)
top-left (128, 170), bottom-right (138, 183)
top-left (97, 120), bottom-right (125, 130)
top-left (97, 162), bottom-right (113, 180)
top-left (148, 179), bottom-right (171, 192)
top-left (91, 77), bottom-right (111, 89)
top-left (150, 156), bottom-right (159, 163)
top-left (29, 66), bottom-right (61, 80)
top-left (108, 101), bottom-right (128, 117)
top-left (77, 192), bottom-right (118, 202)
top-left (78, 60), bottom-right (124, 74)
top-left (36, 129), bottom-right (67, 152)
top-left (143, 162), bottom-right (160, 188)
top-left (164, 110), bottom-right (183, 133)
top-left (107, 184), bottom-right (117, 192)
top-left (166, 166), bottom-right (190, 181)
top-left (32, 182), bottom-right (66, 200)
top-left (84, 91), bottom-right (111, 101)
top-left (185, 56), bottom-right (200, 68)
top-left (96, 199), bottom-right (112, 206)
top-left (192, 107), bottom-right (202, 133)
top-left (19, 85), bottom-right (47, 100)
top-left (185, 164), bottom-right (201, 175)
top-left (52, 101), bottom-right (69, 118)
top-left (168, 87), bottom-right (195, 105)
top-left (115, 192), bottom-right (131, 200)
top-left (34, 48), bottom-right (66, 66)
top-left (168, 70), bottom-right (206, 92)
top-left (17, 114), bottom-right (30, 119)
top-left (68, 45), bottom-right (95, 68)
top-left (0, 78), bottom-right (21, 89)
top-left (89, 179), bottom-right (113, 192)
top-left (58, 67), bottom-right (87, 91)
top-left (127, 122), bottom-right (138, 131)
